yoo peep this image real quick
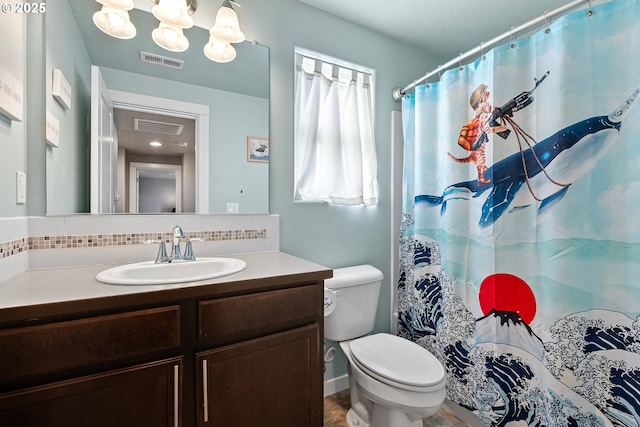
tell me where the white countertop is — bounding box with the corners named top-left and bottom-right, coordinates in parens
top-left (0, 252), bottom-right (332, 311)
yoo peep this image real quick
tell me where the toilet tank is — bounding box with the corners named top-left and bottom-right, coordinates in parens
top-left (324, 265), bottom-right (383, 342)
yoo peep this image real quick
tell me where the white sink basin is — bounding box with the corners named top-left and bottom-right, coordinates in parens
top-left (96, 257), bottom-right (247, 285)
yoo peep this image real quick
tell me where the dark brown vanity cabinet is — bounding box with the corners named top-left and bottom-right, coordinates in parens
top-left (0, 307), bottom-right (182, 427)
top-left (0, 279), bottom-right (325, 427)
top-left (0, 357), bottom-right (182, 427)
top-left (196, 285), bottom-right (323, 427)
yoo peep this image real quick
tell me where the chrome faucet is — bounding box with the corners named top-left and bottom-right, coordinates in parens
top-left (171, 226), bottom-right (185, 261)
top-left (144, 226), bottom-right (204, 263)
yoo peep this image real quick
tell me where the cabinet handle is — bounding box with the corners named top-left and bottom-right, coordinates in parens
top-left (174, 364), bottom-right (180, 427)
top-left (202, 359), bottom-right (209, 423)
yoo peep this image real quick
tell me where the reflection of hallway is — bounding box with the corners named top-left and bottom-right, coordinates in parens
top-left (323, 390), bottom-right (467, 427)
top-left (114, 108), bottom-right (195, 213)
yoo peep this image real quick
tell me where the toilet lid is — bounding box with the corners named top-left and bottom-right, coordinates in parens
top-left (349, 334), bottom-right (445, 388)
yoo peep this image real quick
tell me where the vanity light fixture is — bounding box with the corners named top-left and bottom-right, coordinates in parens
top-left (150, 141), bottom-right (163, 147)
top-left (151, 0), bottom-right (194, 52)
top-left (152, 0), bottom-right (194, 29)
top-left (93, 0), bottom-right (248, 62)
top-left (209, 0), bottom-right (245, 44)
top-left (152, 22), bottom-right (189, 52)
top-left (203, 35), bottom-right (236, 63)
top-left (92, 0), bottom-right (136, 40)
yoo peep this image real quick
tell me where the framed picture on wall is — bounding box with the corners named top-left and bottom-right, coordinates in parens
top-left (247, 136), bottom-right (269, 163)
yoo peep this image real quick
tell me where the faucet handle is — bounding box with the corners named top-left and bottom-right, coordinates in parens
top-left (183, 238), bottom-right (205, 261)
top-left (143, 239), bottom-right (170, 264)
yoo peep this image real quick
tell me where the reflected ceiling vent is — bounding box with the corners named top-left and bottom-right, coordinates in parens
top-left (139, 51), bottom-right (184, 69)
top-left (134, 118), bottom-right (184, 135)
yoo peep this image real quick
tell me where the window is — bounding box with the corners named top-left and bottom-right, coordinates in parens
top-left (294, 49), bottom-right (378, 206)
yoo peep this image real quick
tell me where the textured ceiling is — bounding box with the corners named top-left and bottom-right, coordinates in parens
top-left (296, 0), bottom-right (596, 59)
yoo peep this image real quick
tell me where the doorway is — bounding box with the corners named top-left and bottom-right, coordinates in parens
top-left (129, 162), bottom-right (183, 213)
top-left (90, 66), bottom-right (211, 213)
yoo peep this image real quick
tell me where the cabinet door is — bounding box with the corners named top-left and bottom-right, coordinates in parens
top-left (0, 357), bottom-right (182, 427)
top-left (197, 324), bottom-right (321, 427)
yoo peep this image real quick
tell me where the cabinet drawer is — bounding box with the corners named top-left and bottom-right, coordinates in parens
top-left (0, 306), bottom-right (180, 383)
top-left (199, 285), bottom-right (322, 341)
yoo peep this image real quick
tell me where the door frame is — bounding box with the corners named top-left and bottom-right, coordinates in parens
top-left (90, 67), bottom-right (118, 214)
top-left (109, 90), bottom-right (210, 213)
top-left (90, 68), bottom-right (211, 214)
top-left (129, 162), bottom-right (183, 213)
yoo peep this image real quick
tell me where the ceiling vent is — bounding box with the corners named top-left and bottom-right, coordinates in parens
top-left (134, 118), bottom-right (184, 135)
top-left (139, 51), bottom-right (184, 70)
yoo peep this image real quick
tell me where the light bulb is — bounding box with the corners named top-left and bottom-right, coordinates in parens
top-left (209, 3), bottom-right (245, 44)
top-left (152, 22), bottom-right (189, 52)
top-left (204, 35), bottom-right (236, 63)
top-left (93, 6), bottom-right (136, 39)
top-left (152, 0), bottom-right (193, 29)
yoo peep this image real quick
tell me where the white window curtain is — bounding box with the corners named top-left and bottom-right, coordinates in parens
top-left (294, 54), bottom-right (378, 206)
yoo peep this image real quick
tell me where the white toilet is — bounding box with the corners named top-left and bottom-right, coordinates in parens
top-left (324, 265), bottom-right (446, 427)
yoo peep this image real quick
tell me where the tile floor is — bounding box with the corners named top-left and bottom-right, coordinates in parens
top-left (324, 390), bottom-right (469, 427)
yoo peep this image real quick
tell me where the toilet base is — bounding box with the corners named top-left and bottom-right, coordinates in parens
top-left (346, 408), bottom-right (370, 427)
top-left (345, 404), bottom-right (423, 427)
top-left (371, 403), bottom-right (422, 427)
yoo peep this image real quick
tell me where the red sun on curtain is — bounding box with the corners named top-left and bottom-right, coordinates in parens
top-left (479, 273), bottom-right (537, 325)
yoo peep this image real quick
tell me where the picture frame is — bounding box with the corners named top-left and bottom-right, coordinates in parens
top-left (247, 136), bottom-right (269, 163)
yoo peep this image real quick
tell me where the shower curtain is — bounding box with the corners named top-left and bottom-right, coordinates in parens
top-left (398, 1), bottom-right (640, 426)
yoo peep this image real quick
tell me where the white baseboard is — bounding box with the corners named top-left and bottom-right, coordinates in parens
top-left (323, 374), bottom-right (349, 397)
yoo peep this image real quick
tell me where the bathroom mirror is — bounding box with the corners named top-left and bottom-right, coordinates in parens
top-left (45, 0), bottom-right (269, 214)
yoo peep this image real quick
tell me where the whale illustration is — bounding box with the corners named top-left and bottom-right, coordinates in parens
top-left (416, 88), bottom-right (640, 228)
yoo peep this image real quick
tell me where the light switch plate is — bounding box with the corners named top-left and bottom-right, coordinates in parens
top-left (226, 202), bottom-right (239, 214)
top-left (16, 171), bottom-right (26, 204)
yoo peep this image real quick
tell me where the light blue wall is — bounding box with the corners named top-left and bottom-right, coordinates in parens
top-left (236, 0), bottom-right (443, 381)
top-left (11, 0), bottom-right (443, 383)
top-left (0, 13), bottom-right (27, 217)
top-left (45, 0), bottom-right (92, 215)
top-left (99, 67), bottom-right (269, 214)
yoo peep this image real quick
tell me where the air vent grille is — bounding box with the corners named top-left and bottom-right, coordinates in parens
top-left (134, 118), bottom-right (184, 135)
top-left (139, 51), bottom-right (184, 69)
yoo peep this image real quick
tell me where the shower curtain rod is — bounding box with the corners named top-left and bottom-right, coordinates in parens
top-left (392, 0), bottom-right (592, 102)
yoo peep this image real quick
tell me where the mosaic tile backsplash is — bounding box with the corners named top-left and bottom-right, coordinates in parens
top-left (0, 229), bottom-right (267, 260)
top-left (0, 238), bottom-right (28, 260)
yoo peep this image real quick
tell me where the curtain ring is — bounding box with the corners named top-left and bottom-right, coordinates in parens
top-left (437, 65), bottom-right (443, 81)
top-left (458, 54), bottom-right (464, 72)
top-left (510, 27), bottom-right (517, 49)
top-left (544, 11), bottom-right (551, 34)
top-left (587, 0), bottom-right (594, 16)
top-left (480, 41), bottom-right (486, 61)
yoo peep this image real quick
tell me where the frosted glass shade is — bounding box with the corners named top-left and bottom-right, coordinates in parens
top-left (152, 23), bottom-right (189, 52)
top-left (95, 0), bottom-right (134, 10)
top-left (204, 36), bottom-right (236, 63)
top-left (93, 6), bottom-right (136, 39)
top-left (152, 0), bottom-right (193, 29)
top-left (209, 4), bottom-right (245, 44)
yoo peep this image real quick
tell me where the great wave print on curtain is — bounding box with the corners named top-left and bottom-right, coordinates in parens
top-left (398, 1), bottom-right (640, 426)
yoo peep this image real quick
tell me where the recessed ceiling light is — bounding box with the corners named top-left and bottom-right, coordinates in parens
top-left (176, 141), bottom-right (188, 147)
top-left (150, 141), bottom-right (162, 147)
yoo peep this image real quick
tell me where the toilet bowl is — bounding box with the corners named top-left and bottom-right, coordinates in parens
top-left (324, 265), bottom-right (446, 427)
